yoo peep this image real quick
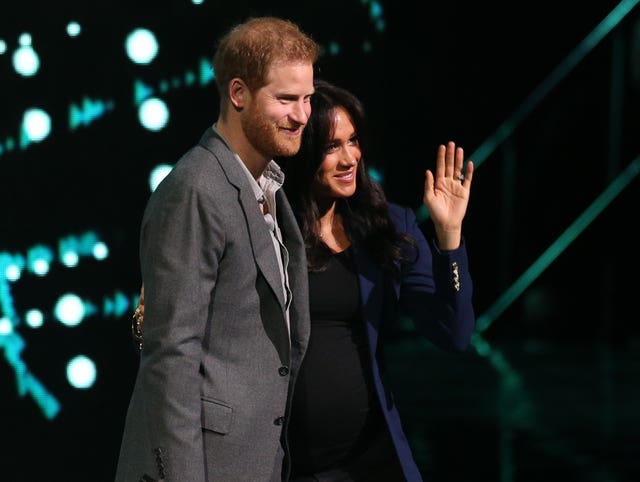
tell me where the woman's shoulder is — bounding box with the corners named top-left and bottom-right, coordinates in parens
top-left (386, 201), bottom-right (410, 214)
top-left (386, 202), bottom-right (417, 226)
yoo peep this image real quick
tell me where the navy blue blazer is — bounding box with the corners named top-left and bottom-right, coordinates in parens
top-left (352, 202), bottom-right (475, 482)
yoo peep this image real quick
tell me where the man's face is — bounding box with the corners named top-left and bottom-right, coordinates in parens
top-left (241, 62), bottom-right (314, 159)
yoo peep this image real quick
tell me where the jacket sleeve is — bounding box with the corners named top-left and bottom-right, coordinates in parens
top-left (136, 168), bottom-right (224, 482)
top-left (391, 203), bottom-right (475, 351)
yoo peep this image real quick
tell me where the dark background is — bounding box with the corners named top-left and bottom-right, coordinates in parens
top-left (1, 1), bottom-right (639, 481)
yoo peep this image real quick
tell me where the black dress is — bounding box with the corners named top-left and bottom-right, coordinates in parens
top-left (288, 248), bottom-right (405, 481)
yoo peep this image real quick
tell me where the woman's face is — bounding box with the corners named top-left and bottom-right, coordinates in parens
top-left (313, 106), bottom-right (360, 201)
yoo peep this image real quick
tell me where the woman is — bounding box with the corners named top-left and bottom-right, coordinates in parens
top-left (279, 79), bottom-right (475, 482)
top-left (131, 79), bottom-right (475, 481)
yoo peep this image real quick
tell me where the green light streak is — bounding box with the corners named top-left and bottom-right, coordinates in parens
top-left (476, 155), bottom-right (640, 333)
top-left (471, 333), bottom-right (621, 482)
top-left (469, 0), bottom-right (640, 169)
top-left (415, 0), bottom-right (637, 225)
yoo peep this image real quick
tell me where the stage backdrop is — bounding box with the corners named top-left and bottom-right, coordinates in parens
top-left (1, 1), bottom-right (638, 481)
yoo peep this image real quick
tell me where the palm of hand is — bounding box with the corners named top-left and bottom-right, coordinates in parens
top-left (424, 176), bottom-right (470, 229)
top-left (422, 141), bottom-right (474, 231)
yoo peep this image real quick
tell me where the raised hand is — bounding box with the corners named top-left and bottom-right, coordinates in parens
top-left (423, 141), bottom-right (474, 250)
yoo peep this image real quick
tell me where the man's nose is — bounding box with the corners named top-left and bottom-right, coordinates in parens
top-left (290, 100), bottom-right (310, 124)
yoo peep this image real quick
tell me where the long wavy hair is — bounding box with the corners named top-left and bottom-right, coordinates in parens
top-left (280, 79), bottom-right (416, 276)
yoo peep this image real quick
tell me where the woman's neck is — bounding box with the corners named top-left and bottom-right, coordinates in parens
top-left (317, 201), bottom-right (350, 252)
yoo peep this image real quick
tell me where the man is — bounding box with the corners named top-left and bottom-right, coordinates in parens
top-left (115, 17), bottom-right (319, 482)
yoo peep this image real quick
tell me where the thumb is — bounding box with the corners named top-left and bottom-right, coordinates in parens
top-left (424, 169), bottom-right (434, 202)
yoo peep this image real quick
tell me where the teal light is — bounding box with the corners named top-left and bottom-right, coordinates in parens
top-left (27, 245), bottom-right (53, 276)
top-left (25, 309), bottom-right (44, 328)
top-left (469, 0), bottom-right (640, 170)
top-left (125, 28), bottom-right (158, 65)
top-left (67, 355), bottom-right (97, 389)
top-left (54, 293), bottom-right (86, 327)
top-left (150, 164), bottom-right (174, 192)
top-left (367, 166), bottom-right (383, 183)
top-left (13, 33), bottom-right (39, 77)
top-left (93, 242), bottom-right (109, 260)
top-left (69, 97), bottom-right (114, 130)
top-left (475, 155), bottom-right (640, 334)
top-left (22, 108), bottom-right (51, 143)
top-left (66, 22), bottom-right (81, 37)
top-left (1, 231), bottom-right (115, 419)
top-left (138, 97), bottom-right (169, 132)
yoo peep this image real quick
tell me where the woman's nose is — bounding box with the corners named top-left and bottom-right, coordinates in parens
top-left (341, 147), bottom-right (358, 165)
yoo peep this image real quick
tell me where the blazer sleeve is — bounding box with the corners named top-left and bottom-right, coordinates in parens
top-left (136, 159), bottom-right (225, 481)
top-left (390, 203), bottom-right (475, 351)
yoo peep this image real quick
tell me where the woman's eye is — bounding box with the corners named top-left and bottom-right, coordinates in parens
top-left (325, 144), bottom-right (338, 153)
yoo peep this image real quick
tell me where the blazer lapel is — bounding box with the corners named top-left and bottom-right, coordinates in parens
top-left (239, 188), bottom-right (287, 309)
top-left (353, 246), bottom-right (385, 347)
top-left (276, 190), bottom-right (310, 350)
top-left (198, 128), bottom-right (286, 310)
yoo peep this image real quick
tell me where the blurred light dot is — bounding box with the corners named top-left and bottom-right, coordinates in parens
top-left (367, 166), bottom-right (383, 183)
top-left (0, 40), bottom-right (7, 54)
top-left (25, 309), bottom-right (44, 328)
top-left (93, 242), bottom-right (109, 260)
top-left (13, 44), bottom-right (40, 76)
top-left (370, 1), bottom-right (383, 18)
top-left (23, 108), bottom-right (51, 142)
top-left (32, 259), bottom-right (50, 276)
top-left (67, 22), bottom-right (81, 37)
top-left (54, 293), bottom-right (85, 326)
top-left (5, 264), bottom-right (21, 281)
top-left (61, 251), bottom-right (79, 267)
top-left (150, 164), bottom-right (173, 192)
top-left (0, 318), bottom-right (13, 335)
top-left (67, 355), bottom-right (96, 389)
top-left (18, 33), bottom-right (32, 46)
top-left (139, 97), bottom-right (169, 131)
top-left (125, 28), bottom-right (158, 65)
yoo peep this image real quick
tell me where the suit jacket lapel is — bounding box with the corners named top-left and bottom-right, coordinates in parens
top-left (276, 190), bottom-right (310, 351)
top-left (198, 128), bottom-right (286, 310)
top-left (353, 246), bottom-right (385, 347)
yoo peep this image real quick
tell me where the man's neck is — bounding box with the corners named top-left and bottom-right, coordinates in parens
top-left (215, 119), bottom-right (269, 181)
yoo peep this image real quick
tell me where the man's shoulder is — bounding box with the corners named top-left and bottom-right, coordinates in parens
top-left (173, 129), bottom-right (233, 175)
top-left (196, 126), bottom-right (230, 156)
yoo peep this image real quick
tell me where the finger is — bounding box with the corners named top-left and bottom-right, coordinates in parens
top-left (423, 169), bottom-right (434, 203)
top-left (444, 141), bottom-right (455, 178)
top-left (462, 160), bottom-right (474, 187)
top-left (435, 144), bottom-right (446, 180)
top-left (455, 146), bottom-right (464, 178)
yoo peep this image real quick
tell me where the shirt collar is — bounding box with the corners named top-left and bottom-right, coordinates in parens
top-left (211, 124), bottom-right (285, 202)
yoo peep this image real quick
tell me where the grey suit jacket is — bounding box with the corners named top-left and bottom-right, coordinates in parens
top-left (115, 128), bottom-right (310, 482)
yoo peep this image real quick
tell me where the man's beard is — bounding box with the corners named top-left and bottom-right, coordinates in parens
top-left (242, 108), bottom-right (303, 159)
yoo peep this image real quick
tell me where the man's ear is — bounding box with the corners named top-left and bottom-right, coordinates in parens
top-left (229, 78), bottom-right (247, 111)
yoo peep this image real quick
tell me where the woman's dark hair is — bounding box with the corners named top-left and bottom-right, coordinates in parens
top-left (280, 79), bottom-right (416, 276)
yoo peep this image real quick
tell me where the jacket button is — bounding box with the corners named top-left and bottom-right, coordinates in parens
top-left (274, 416), bottom-right (285, 426)
top-left (278, 366), bottom-right (289, 376)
